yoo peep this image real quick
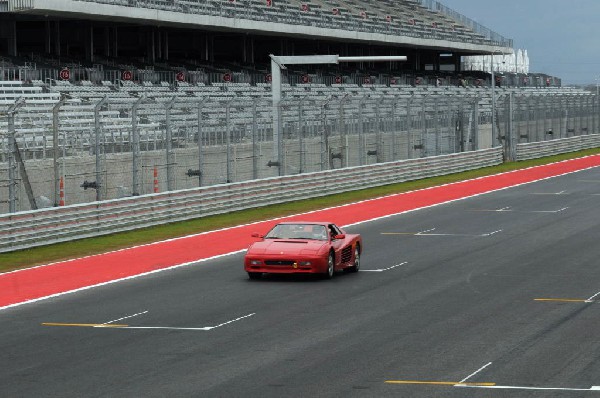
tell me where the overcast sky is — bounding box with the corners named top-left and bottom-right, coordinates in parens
top-left (440, 0), bottom-right (600, 85)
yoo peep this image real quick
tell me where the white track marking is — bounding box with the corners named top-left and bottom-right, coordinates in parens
top-left (457, 362), bottom-right (492, 384)
top-left (3, 157), bottom-right (599, 312)
top-left (101, 311), bottom-right (148, 325)
top-left (476, 207), bottom-right (568, 213)
top-left (385, 228), bottom-right (502, 237)
top-left (457, 384), bottom-right (600, 392)
top-left (108, 313), bottom-right (255, 331)
top-left (531, 190), bottom-right (568, 195)
top-left (362, 262), bottom-right (407, 272)
top-left (586, 291), bottom-right (600, 303)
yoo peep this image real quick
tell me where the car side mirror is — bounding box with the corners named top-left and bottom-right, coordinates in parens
top-left (333, 234), bottom-right (345, 240)
top-left (251, 233), bottom-right (263, 238)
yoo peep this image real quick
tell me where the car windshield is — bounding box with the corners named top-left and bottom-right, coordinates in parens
top-left (265, 224), bottom-right (328, 241)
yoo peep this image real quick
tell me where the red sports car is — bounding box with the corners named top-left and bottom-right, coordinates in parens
top-left (244, 222), bottom-right (362, 279)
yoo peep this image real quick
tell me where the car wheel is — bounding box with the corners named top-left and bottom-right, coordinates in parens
top-left (324, 252), bottom-right (335, 279)
top-left (348, 246), bottom-right (360, 273)
top-left (248, 272), bottom-right (262, 280)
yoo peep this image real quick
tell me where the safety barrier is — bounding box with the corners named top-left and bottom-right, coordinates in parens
top-left (0, 147), bottom-right (503, 252)
top-left (516, 134), bottom-right (600, 161)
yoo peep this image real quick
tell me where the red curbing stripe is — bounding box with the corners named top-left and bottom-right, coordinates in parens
top-left (1, 155), bottom-right (599, 309)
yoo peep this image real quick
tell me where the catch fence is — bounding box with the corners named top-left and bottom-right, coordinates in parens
top-left (0, 91), bottom-right (597, 214)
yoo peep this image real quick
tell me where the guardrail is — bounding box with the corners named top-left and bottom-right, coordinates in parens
top-left (516, 134), bottom-right (600, 161)
top-left (0, 147), bottom-right (503, 252)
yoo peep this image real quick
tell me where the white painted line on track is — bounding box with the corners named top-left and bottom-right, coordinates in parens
top-left (457, 384), bottom-right (600, 392)
top-left (530, 190), bottom-right (568, 195)
top-left (383, 229), bottom-right (502, 237)
top-left (458, 362), bottom-right (492, 384)
top-left (101, 310), bottom-right (148, 325)
top-left (362, 262), bottom-right (408, 272)
top-left (108, 313), bottom-right (255, 331)
top-left (586, 291), bottom-right (600, 303)
top-left (475, 207), bottom-right (569, 214)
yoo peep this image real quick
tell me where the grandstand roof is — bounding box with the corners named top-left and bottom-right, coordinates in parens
top-left (1, 0), bottom-right (512, 54)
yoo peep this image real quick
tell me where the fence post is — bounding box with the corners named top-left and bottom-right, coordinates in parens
top-left (7, 98), bottom-right (25, 213)
top-left (165, 96), bottom-right (177, 191)
top-left (407, 95), bottom-right (413, 159)
top-left (298, 97), bottom-right (305, 173)
top-left (197, 99), bottom-right (207, 187)
top-left (358, 96), bottom-right (367, 165)
top-left (131, 95), bottom-right (145, 196)
top-left (52, 95), bottom-right (67, 206)
top-left (472, 96), bottom-right (480, 150)
top-left (252, 98), bottom-right (259, 179)
top-left (94, 95), bottom-right (108, 201)
top-left (320, 98), bottom-right (330, 170)
top-left (506, 92), bottom-right (515, 161)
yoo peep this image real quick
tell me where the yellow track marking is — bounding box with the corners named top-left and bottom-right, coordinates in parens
top-left (42, 323), bottom-right (128, 328)
top-left (534, 298), bottom-right (588, 303)
top-left (385, 380), bottom-right (496, 386)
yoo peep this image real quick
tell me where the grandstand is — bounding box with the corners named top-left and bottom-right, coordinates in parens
top-left (0, 0), bottom-right (593, 213)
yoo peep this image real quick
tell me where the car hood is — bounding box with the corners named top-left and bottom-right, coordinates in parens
top-left (248, 240), bottom-right (327, 256)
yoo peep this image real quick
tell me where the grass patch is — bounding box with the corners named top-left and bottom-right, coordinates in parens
top-left (2, 148), bottom-right (599, 273)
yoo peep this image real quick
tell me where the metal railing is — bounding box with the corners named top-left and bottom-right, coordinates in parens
top-left (0, 147), bottom-right (503, 252)
top-left (0, 91), bottom-right (597, 213)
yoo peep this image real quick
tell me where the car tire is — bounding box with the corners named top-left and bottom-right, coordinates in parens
top-left (248, 272), bottom-right (262, 280)
top-left (324, 252), bottom-right (335, 279)
top-left (348, 246), bottom-right (360, 273)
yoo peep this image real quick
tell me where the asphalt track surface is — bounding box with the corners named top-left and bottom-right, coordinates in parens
top-left (2, 165), bottom-right (600, 397)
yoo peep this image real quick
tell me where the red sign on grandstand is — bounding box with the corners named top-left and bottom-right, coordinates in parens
top-left (332, 7), bottom-right (340, 15)
top-left (301, 3), bottom-right (309, 11)
top-left (223, 73), bottom-right (232, 82)
top-left (408, 18), bottom-right (416, 25)
top-left (176, 71), bottom-right (185, 82)
top-left (385, 15), bottom-right (392, 23)
top-left (266, 0), bottom-right (272, 6)
top-left (301, 75), bottom-right (310, 84)
top-left (59, 68), bottom-right (70, 81)
top-left (363, 76), bottom-right (371, 84)
top-left (334, 76), bottom-right (342, 84)
top-left (122, 70), bottom-right (133, 81)
top-left (265, 74), bottom-right (272, 83)
top-left (360, 11), bottom-right (367, 19)
top-left (390, 78), bottom-right (397, 85)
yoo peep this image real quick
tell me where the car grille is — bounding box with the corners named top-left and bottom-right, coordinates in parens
top-left (341, 246), bottom-right (352, 263)
top-left (265, 260), bottom-right (295, 266)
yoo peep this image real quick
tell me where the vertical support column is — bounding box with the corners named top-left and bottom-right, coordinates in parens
top-left (358, 96), bottom-right (366, 165)
top-left (131, 96), bottom-right (144, 196)
top-left (407, 96), bottom-right (413, 159)
top-left (225, 98), bottom-right (234, 183)
top-left (197, 100), bottom-right (206, 187)
top-left (298, 98), bottom-right (305, 173)
top-left (473, 97), bottom-right (480, 150)
top-left (270, 57), bottom-right (282, 175)
top-left (165, 96), bottom-right (176, 191)
top-left (506, 92), bottom-right (515, 161)
top-left (7, 98), bottom-right (24, 213)
top-left (390, 99), bottom-right (397, 161)
top-left (252, 99), bottom-right (259, 179)
top-left (52, 96), bottom-right (66, 206)
top-left (94, 96), bottom-right (108, 201)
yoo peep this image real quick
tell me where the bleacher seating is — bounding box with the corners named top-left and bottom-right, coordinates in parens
top-left (64, 0), bottom-right (511, 47)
